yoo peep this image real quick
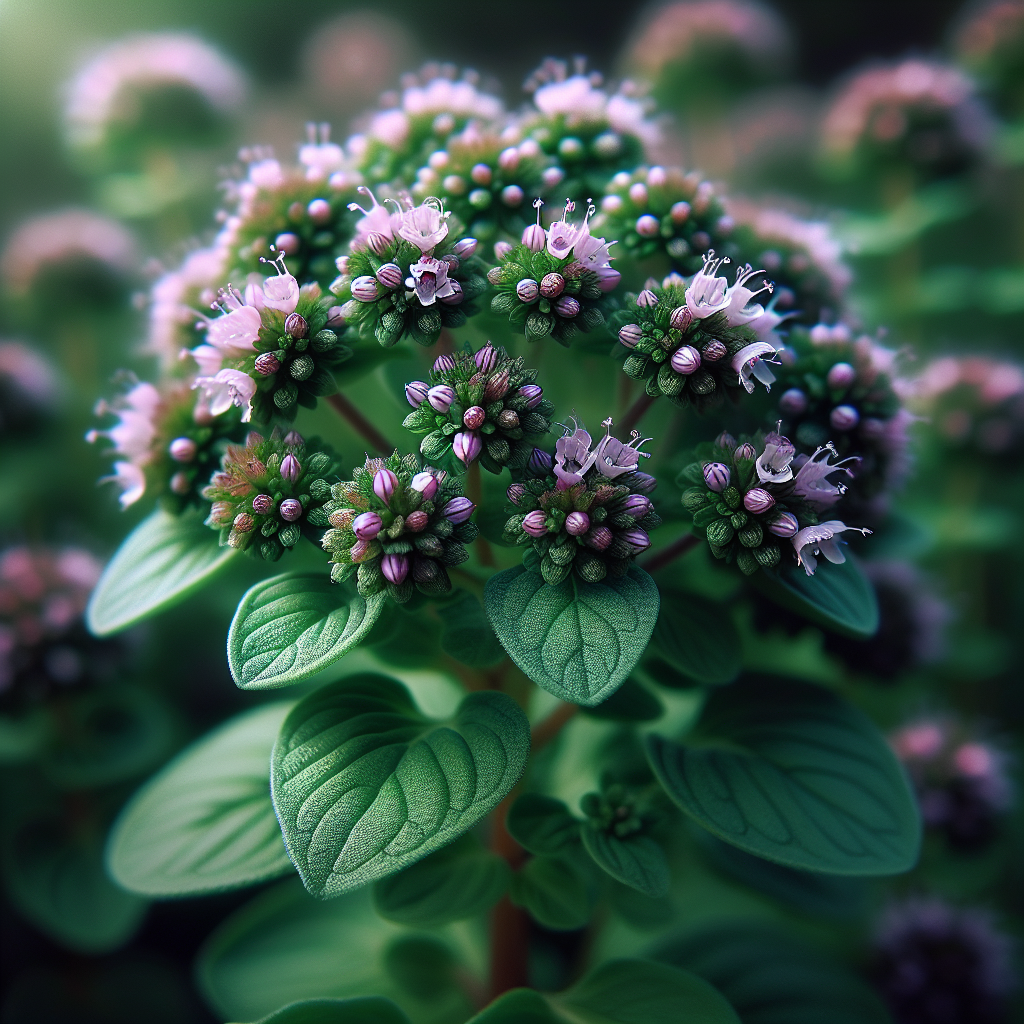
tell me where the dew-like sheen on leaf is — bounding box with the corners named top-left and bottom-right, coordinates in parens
top-left (484, 565), bottom-right (660, 705)
top-left (645, 677), bottom-right (921, 875)
top-left (271, 674), bottom-right (530, 899)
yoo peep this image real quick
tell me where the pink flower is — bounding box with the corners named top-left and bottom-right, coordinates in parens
top-left (205, 304), bottom-right (262, 357)
top-left (685, 252), bottom-right (732, 318)
top-left (792, 520), bottom-right (871, 576)
top-left (193, 368), bottom-right (256, 421)
top-left (722, 263), bottom-right (773, 326)
top-left (409, 256), bottom-right (457, 305)
top-left (546, 206), bottom-right (583, 259)
top-left (553, 419), bottom-right (594, 489)
top-left (261, 272), bottom-right (299, 313)
top-left (105, 461), bottom-right (147, 509)
top-left (755, 432), bottom-right (796, 484)
top-left (348, 186), bottom-right (403, 250)
top-left (792, 444), bottom-right (860, 510)
top-left (87, 381), bottom-right (161, 465)
top-left (398, 201), bottom-right (450, 252)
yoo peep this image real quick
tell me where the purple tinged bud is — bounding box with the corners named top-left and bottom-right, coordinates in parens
top-left (471, 163), bottom-right (492, 185)
top-left (376, 263), bottom-right (403, 289)
top-left (637, 289), bottom-right (658, 308)
top-left (522, 223), bottom-right (546, 251)
top-left (565, 511), bottom-right (590, 536)
top-left (453, 237), bottom-right (478, 259)
top-left (671, 345), bottom-right (701, 375)
top-left (442, 253), bottom-right (460, 273)
top-left (780, 388), bottom-right (808, 416)
top-left (443, 496), bottom-right (474, 524)
top-left (669, 306), bottom-right (693, 331)
top-left (620, 527), bottom-right (651, 553)
top-left (284, 312), bottom-right (309, 338)
top-left (351, 275), bottom-right (380, 301)
top-left (542, 166), bottom-right (564, 188)
top-left (367, 232), bottom-right (391, 257)
top-left (716, 431), bottom-right (737, 450)
top-left (406, 510), bottom-right (429, 532)
top-left (743, 488), bottom-right (776, 514)
top-left (635, 214), bottom-right (660, 237)
top-left (827, 362), bottom-right (857, 389)
top-left (540, 273), bottom-right (565, 299)
top-left (830, 404), bottom-right (860, 431)
top-left (670, 201), bottom-right (691, 223)
top-left (284, 430), bottom-right (303, 446)
top-left (307, 198), bottom-right (332, 223)
top-left (769, 511), bottom-right (799, 537)
top-left (474, 343), bottom-right (499, 373)
top-left (631, 472), bottom-right (658, 494)
top-left (453, 430), bottom-right (483, 464)
top-left (279, 498), bottom-right (303, 522)
top-left (234, 512), bottom-right (255, 533)
top-left (406, 380), bottom-right (429, 407)
top-left (410, 471), bottom-right (438, 500)
top-left (427, 385), bottom-right (455, 413)
top-left (619, 494), bottom-right (652, 518)
top-left (494, 240), bottom-right (513, 260)
top-left (704, 462), bottom-right (731, 492)
top-left (735, 442), bottom-right (757, 461)
top-left (523, 510), bottom-right (548, 537)
top-left (528, 448), bottom-right (553, 475)
top-left (373, 468), bottom-right (398, 505)
top-left (517, 384), bottom-right (543, 408)
top-left (281, 453), bottom-right (301, 483)
top-left (585, 526), bottom-right (613, 550)
top-left (352, 511), bottom-right (382, 540)
top-left (463, 406), bottom-right (486, 429)
top-left (382, 553), bottom-right (409, 585)
top-left (507, 483), bottom-right (526, 505)
top-left (350, 539), bottom-right (373, 563)
top-left (432, 353), bottom-right (456, 374)
top-left (169, 437), bottom-right (197, 463)
top-left (517, 278), bottom-right (540, 302)
top-left (498, 147), bottom-right (519, 172)
top-left (253, 493), bottom-right (274, 514)
top-left (702, 339), bottom-right (727, 362)
top-left (255, 352), bottom-right (280, 376)
top-left (628, 182), bottom-right (649, 205)
top-left (554, 295), bottom-right (580, 317)
top-left (619, 323), bottom-right (642, 349)
top-left (170, 471), bottom-right (190, 495)
top-left (274, 232), bottom-right (301, 255)
top-left (502, 185), bottom-right (525, 207)
top-left (439, 279), bottom-right (464, 305)
top-left (325, 305), bottom-right (346, 329)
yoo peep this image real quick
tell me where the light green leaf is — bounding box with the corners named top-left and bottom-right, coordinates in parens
top-left (484, 565), bottom-right (660, 705)
top-left (646, 677), bottom-right (920, 875)
top-left (244, 997), bottom-right (411, 1024)
top-left (107, 702), bottom-right (294, 897)
top-left (581, 826), bottom-right (670, 897)
top-left (649, 590), bottom-right (740, 686)
top-left (506, 794), bottom-right (580, 856)
top-left (229, 575), bottom-right (387, 689)
top-left (87, 508), bottom-right (237, 636)
top-left (271, 674), bottom-right (529, 899)
top-left (508, 855), bottom-right (595, 930)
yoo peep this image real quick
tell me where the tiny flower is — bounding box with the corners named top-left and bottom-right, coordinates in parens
top-left (427, 385), bottom-right (455, 413)
top-left (463, 406), bottom-right (486, 430)
top-left (280, 453), bottom-right (301, 483)
top-left (381, 553), bottom-right (410, 584)
top-left (703, 462), bottom-right (731, 492)
top-left (827, 362), bottom-right (857, 389)
top-left (376, 263), bottom-right (403, 289)
top-left (755, 433), bottom-right (796, 484)
top-left (262, 272), bottom-right (300, 313)
top-left (637, 289), bottom-right (658, 307)
top-left (206, 304), bottom-right (262, 357)
top-left (453, 430), bottom-right (483, 464)
top-left (743, 488), bottom-right (776, 514)
top-left (540, 273), bottom-right (565, 298)
top-left (279, 498), bottom-right (304, 522)
top-left (474, 343), bottom-right (499, 373)
top-left (554, 295), bottom-right (580, 317)
top-left (406, 381), bottom-right (429, 407)
top-left (373, 468), bottom-right (398, 504)
top-left (169, 437), bottom-right (197, 463)
top-left (670, 345), bottom-right (701, 375)
top-left (793, 520), bottom-right (871, 575)
top-left (517, 279), bottom-right (540, 302)
top-left (409, 255), bottom-right (457, 305)
top-left (732, 342), bottom-right (780, 394)
top-left (779, 388), bottom-right (808, 415)
top-left (410, 471), bottom-right (438, 500)
top-left (443, 496), bottom-right (474, 524)
top-left (253, 493), bottom-right (274, 514)
top-left (523, 510), bottom-right (549, 537)
top-left (352, 511), bottom-right (382, 540)
top-left (398, 201), bottom-right (450, 252)
top-left (830, 404), bottom-right (860, 431)
top-left (619, 324), bottom-right (642, 349)
top-left (585, 526), bottom-right (613, 550)
top-left (565, 511), bottom-right (590, 536)
top-left (352, 275), bottom-right (380, 301)
top-left (193, 368), bottom-right (257, 421)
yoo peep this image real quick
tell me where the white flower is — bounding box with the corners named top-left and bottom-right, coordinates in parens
top-left (684, 252), bottom-right (732, 318)
top-left (722, 264), bottom-right (773, 326)
top-left (534, 75), bottom-right (608, 121)
top-left (105, 461), bottom-right (147, 509)
top-left (732, 341), bottom-right (780, 393)
top-left (755, 433), bottom-right (796, 484)
top-left (397, 200), bottom-right (450, 253)
top-left (261, 272), bottom-right (300, 313)
top-left (193, 368), bottom-right (256, 421)
top-left (792, 520), bottom-right (871, 576)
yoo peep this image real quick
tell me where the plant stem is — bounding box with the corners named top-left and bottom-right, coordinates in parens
top-left (326, 392), bottom-right (394, 454)
top-left (531, 701), bottom-right (579, 751)
top-left (467, 461), bottom-right (495, 566)
top-left (640, 531), bottom-right (700, 575)
top-left (619, 391), bottom-right (655, 434)
top-left (488, 789), bottom-right (528, 999)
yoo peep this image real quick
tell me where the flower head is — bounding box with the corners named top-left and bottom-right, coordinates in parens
top-left (397, 198), bottom-right (450, 252)
top-left (792, 520), bottom-right (870, 575)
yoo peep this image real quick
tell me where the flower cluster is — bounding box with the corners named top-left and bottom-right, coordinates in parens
top-left (331, 192), bottom-right (487, 347)
top-left (402, 342), bottom-right (554, 474)
top-left (488, 201), bottom-right (617, 345)
top-left (681, 430), bottom-right (870, 575)
top-left (504, 417), bottom-right (661, 585)
top-left (615, 256), bottom-right (786, 408)
top-left (955, 0), bottom-right (1024, 116)
top-left (321, 453), bottom-right (477, 603)
top-left (192, 256), bottom-right (349, 423)
top-left (203, 430), bottom-right (338, 560)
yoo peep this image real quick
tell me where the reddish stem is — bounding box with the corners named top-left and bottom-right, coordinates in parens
top-left (326, 392), bottom-right (394, 454)
top-left (531, 701), bottom-right (579, 751)
top-left (489, 790), bottom-right (529, 999)
top-left (640, 532), bottom-right (700, 575)
top-left (619, 391), bottom-right (656, 434)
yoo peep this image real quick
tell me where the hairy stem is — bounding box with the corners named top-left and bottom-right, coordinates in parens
top-left (326, 392), bottom-right (394, 455)
top-left (641, 531), bottom-right (700, 575)
top-left (489, 789), bottom-right (528, 999)
top-left (619, 391), bottom-right (656, 434)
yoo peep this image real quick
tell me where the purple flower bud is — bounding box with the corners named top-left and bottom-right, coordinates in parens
top-left (283, 430), bottom-right (303, 447)
top-left (170, 471), bottom-right (190, 495)
top-left (507, 483), bottom-right (526, 505)
top-left (427, 385), bottom-right (455, 413)
top-left (565, 511), bottom-right (590, 536)
top-left (253, 493), bottom-right (274, 514)
top-left (405, 380), bottom-right (429, 407)
top-left (585, 526), bottom-right (613, 550)
top-left (443, 496), bottom-right (474, 524)
top-left (351, 275), bottom-right (380, 301)
top-left (618, 323), bottom-right (642, 349)
top-left (716, 431), bottom-right (737, 450)
top-left (410, 471), bottom-right (438, 500)
top-left (406, 510), bottom-right (429, 532)
top-left (523, 510), bottom-right (548, 537)
top-left (542, 166), bottom-right (564, 188)
top-left (517, 278), bottom-right (540, 302)
top-left (284, 312), bottom-right (309, 339)
top-left (502, 185), bottom-right (524, 207)
top-left (376, 263), bottom-right (403, 289)
top-left (620, 527), bottom-right (651, 553)
top-left (554, 296), bottom-right (580, 317)
top-left (325, 305), bottom-right (346, 329)
top-left (350, 539), bottom-right (373, 563)
top-left (768, 512), bottom-right (799, 538)
top-left (463, 406), bottom-right (486, 430)
top-left (494, 240), bottom-right (513, 260)
top-left (827, 362), bottom-right (857, 390)
top-left (735, 442), bottom-right (757, 461)
top-left (517, 384), bottom-right (543, 408)
top-left (169, 437), bottom-right (197, 463)
top-left (830, 404), bottom-right (860, 431)
top-left (373, 468), bottom-right (398, 505)
top-left (274, 232), bottom-right (301, 256)
top-left (255, 352), bottom-right (280, 376)
top-left (367, 232), bottom-right (391, 257)
top-left (281, 454), bottom-right (301, 483)
top-left (439, 279), bottom-right (464, 305)
top-left (474, 343), bottom-right (499, 373)
top-left (305, 197), bottom-right (331, 223)
top-left (487, 266), bottom-right (504, 285)
top-left (540, 273), bottom-right (565, 299)
top-left (432, 353), bottom-right (456, 375)
top-left (352, 511), bottom-right (382, 540)
top-left (780, 388), bottom-right (808, 416)
top-left (522, 223), bottom-right (546, 251)
top-left (669, 306), bottom-right (693, 331)
top-left (629, 182), bottom-right (649, 205)
top-left (701, 339), bottom-right (727, 362)
top-left (233, 512), bottom-right (255, 533)
top-left (670, 201), bottom-right (691, 223)
top-left (279, 498), bottom-right (303, 522)
top-left (441, 254), bottom-right (460, 274)
top-left (484, 370), bottom-right (511, 402)
top-left (635, 214), bottom-right (660, 237)
top-left (671, 345), bottom-right (701, 375)
top-left (528, 448), bottom-right (553, 475)
top-left (636, 289), bottom-right (658, 308)
top-left (453, 237), bottom-right (478, 259)
top-left (382, 553), bottom-right (409, 585)
top-left (743, 488), bottom-right (776, 514)
top-left (630, 472), bottom-right (658, 494)
top-left (618, 494), bottom-right (652, 518)
top-left (453, 430), bottom-right (483, 464)
top-left (703, 462), bottom-right (731, 492)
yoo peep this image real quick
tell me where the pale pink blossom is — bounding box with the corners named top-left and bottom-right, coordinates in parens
top-left (148, 246), bottom-right (225, 366)
top-left (685, 252), bottom-right (732, 318)
top-left (409, 256), bottom-right (457, 305)
top-left (205, 304), bottom-right (262, 357)
top-left (397, 201), bottom-right (450, 252)
top-left (193, 368), bottom-right (256, 421)
top-left (86, 382), bottom-right (161, 463)
top-left (105, 461), bottom-right (147, 509)
top-left (792, 444), bottom-right (860, 509)
top-left (792, 520), bottom-right (871, 575)
top-left (298, 123), bottom-right (345, 181)
top-left (261, 272), bottom-right (300, 313)
top-left (732, 341), bottom-right (780, 393)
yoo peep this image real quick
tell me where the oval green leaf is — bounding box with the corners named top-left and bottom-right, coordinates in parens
top-left (506, 794), bottom-right (580, 856)
top-left (646, 677), bottom-right (921, 875)
top-left (484, 565), bottom-right (660, 706)
top-left (580, 826), bottom-right (670, 897)
top-left (107, 702), bottom-right (294, 897)
top-left (508, 855), bottom-right (595, 930)
top-left (229, 575), bottom-right (387, 689)
top-left (87, 507), bottom-right (237, 636)
top-left (649, 590), bottom-right (741, 686)
top-left (271, 674), bottom-right (530, 899)
top-left (246, 997), bottom-right (412, 1024)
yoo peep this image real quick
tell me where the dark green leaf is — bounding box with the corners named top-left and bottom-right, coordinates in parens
top-left (581, 826), bottom-right (670, 897)
top-left (249, 998), bottom-right (411, 1024)
top-left (107, 702), bottom-right (293, 897)
top-left (87, 508), bottom-right (237, 636)
top-left (506, 794), bottom-right (580, 855)
top-left (581, 677), bottom-right (664, 720)
top-left (372, 836), bottom-right (509, 927)
top-left (649, 590), bottom-right (740, 686)
top-left (646, 677), bottom-right (921, 875)
top-left (508, 855), bottom-right (595, 930)
top-left (754, 557), bottom-right (879, 639)
top-left (438, 592), bottom-right (506, 667)
top-left (466, 989), bottom-right (558, 1024)
top-left (229, 575), bottom-right (387, 689)
top-left (484, 565), bottom-right (660, 705)
top-left (0, 710), bottom-right (50, 763)
top-left (382, 935), bottom-right (458, 1000)
top-left (271, 674), bottom-right (530, 898)
top-left (607, 879), bottom-right (675, 930)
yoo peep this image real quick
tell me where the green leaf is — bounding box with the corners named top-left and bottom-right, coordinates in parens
top-left (0, 710), bottom-right (50, 763)
top-left (754, 557), bottom-right (879, 639)
top-left (508, 855), bottom-right (595, 930)
top-left (484, 565), bottom-right (660, 705)
top-left (372, 836), bottom-right (509, 927)
top-left (506, 794), bottom-right (580, 855)
top-left (581, 826), bottom-right (670, 897)
top-left (646, 677), bottom-right (921, 875)
top-left (246, 997), bottom-right (411, 1024)
top-left (466, 990), bottom-right (558, 1024)
top-left (87, 507), bottom-right (237, 636)
top-left (229, 575), bottom-right (387, 689)
top-left (649, 590), bottom-right (740, 686)
top-left (271, 674), bottom-right (529, 899)
top-left (581, 677), bottom-right (664, 720)
top-left (654, 922), bottom-right (892, 1024)
top-left (107, 702), bottom-right (294, 897)
top-left (438, 592), bottom-right (506, 667)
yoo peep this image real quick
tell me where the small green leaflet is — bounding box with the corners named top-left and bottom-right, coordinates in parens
top-left (508, 855), bottom-right (595, 930)
top-left (580, 825), bottom-right (670, 898)
top-left (245, 997), bottom-right (412, 1024)
top-left (506, 794), bottom-right (580, 855)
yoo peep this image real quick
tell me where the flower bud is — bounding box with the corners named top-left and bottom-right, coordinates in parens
top-left (827, 362), bottom-right (857, 389)
top-left (631, 472), bottom-right (658, 494)
top-left (350, 539), bottom-right (373, 563)
top-left (636, 289), bottom-right (658, 308)
top-left (540, 273), bottom-right (565, 299)
top-left (860, 417), bottom-right (886, 440)
top-left (410, 471), bottom-right (438, 500)
top-left (618, 323), bottom-right (642, 349)
top-left (367, 232), bottom-right (391, 256)
top-left (470, 163), bottom-right (492, 186)
top-left (443, 496), bottom-right (474, 524)
top-left (498, 147), bottom-right (519, 172)
top-left (274, 232), bottom-right (301, 256)
top-left (620, 527), bottom-right (651, 553)
top-left (635, 215), bottom-right (660, 237)
top-left (618, 494), bottom-right (652, 518)
top-left (585, 526), bottom-right (613, 550)
top-left (432, 353), bottom-right (455, 374)
top-left (474, 343), bottom-right (499, 373)
top-left (233, 512), bottom-right (255, 533)
top-left (779, 388), bottom-right (808, 416)
top-left (255, 352), bottom-right (280, 376)
top-left (284, 312), bottom-right (309, 339)
top-left (743, 488), bottom-right (776, 514)
top-left (453, 431), bottom-right (483, 464)
top-left (702, 339), bottom-right (727, 361)
top-left (453, 237), bottom-right (478, 259)
top-left (516, 278), bottom-right (540, 303)
top-left (329, 508), bottom-right (354, 529)
top-left (494, 241), bottom-right (513, 260)
top-left (405, 510), bottom-right (429, 532)
top-left (507, 483), bottom-right (526, 505)
top-left (170, 471), bottom-right (191, 495)
top-left (502, 185), bottom-right (524, 207)
top-left (280, 453), bottom-right (301, 483)
top-left (554, 296), bottom-right (580, 318)
top-left (439, 279), bottom-right (463, 305)
top-left (169, 437), bottom-right (197, 463)
top-left (671, 345), bottom-right (701, 375)
top-left (542, 166), bottom-right (564, 188)
top-left (210, 500), bottom-right (233, 523)
top-left (523, 510), bottom-right (548, 537)
top-left (382, 553), bottom-right (409, 585)
top-left (517, 384), bottom-right (543, 408)
top-left (373, 468), bottom-right (398, 505)
top-left (735, 442), bottom-right (757, 461)
top-left (830, 405), bottom-right (860, 431)
top-left (376, 263), bottom-right (403, 289)
top-left (668, 306), bottom-right (693, 332)
top-left (716, 431), bottom-right (737, 450)
top-left (628, 182), bottom-right (649, 206)
top-left (484, 369), bottom-right (511, 401)
top-left (522, 223), bottom-right (546, 251)
top-left (528, 448), bottom-right (553, 475)
top-left (670, 201), bottom-right (691, 223)
top-left (427, 385), bottom-right (455, 413)
top-left (565, 511), bottom-right (590, 536)
top-left (353, 275), bottom-right (381, 301)
top-left (405, 380), bottom-right (429, 407)
top-left (253, 493), bottom-right (274, 514)
top-left (768, 512), bottom-right (799, 537)
top-left (463, 406), bottom-right (486, 430)
top-left (703, 462), bottom-right (731, 492)
top-left (279, 498), bottom-right (303, 522)
top-left (352, 511), bottom-right (382, 540)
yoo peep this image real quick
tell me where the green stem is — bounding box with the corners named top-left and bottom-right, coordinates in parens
top-left (619, 391), bottom-right (656, 434)
top-left (326, 392), bottom-right (394, 454)
top-left (640, 532), bottom-right (699, 575)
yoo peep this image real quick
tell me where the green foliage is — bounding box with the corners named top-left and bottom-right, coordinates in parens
top-left (86, 507), bottom-right (237, 635)
top-left (271, 674), bottom-right (529, 898)
top-left (245, 998), bottom-right (412, 1024)
top-left (580, 676), bottom-right (665, 720)
top-left (508, 854), bottom-right (596, 929)
top-left (506, 794), bottom-right (581, 855)
top-left (646, 677), bottom-right (921, 875)
top-left (485, 565), bottom-right (660, 705)
top-left (107, 702), bottom-right (293, 897)
top-left (581, 825), bottom-right (670, 897)
top-left (438, 591), bottom-right (506, 667)
top-left (228, 574), bottom-right (387, 689)
top-left (648, 588), bottom-right (741, 686)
